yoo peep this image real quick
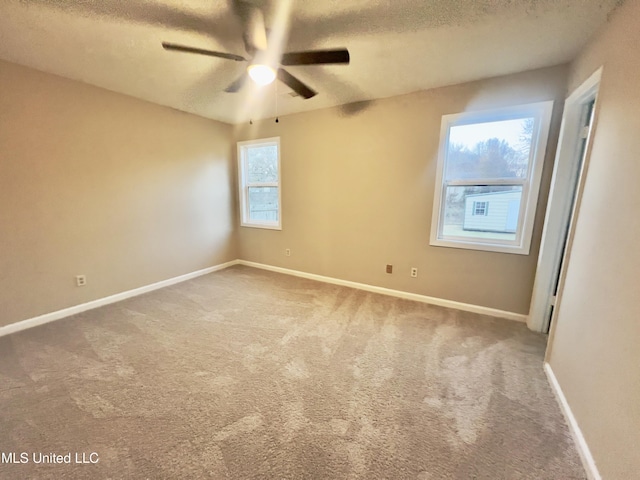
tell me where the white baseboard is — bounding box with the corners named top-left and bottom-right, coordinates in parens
top-left (1, 258), bottom-right (526, 338)
top-left (0, 260), bottom-right (239, 338)
top-left (544, 363), bottom-right (601, 480)
top-left (237, 260), bottom-right (527, 323)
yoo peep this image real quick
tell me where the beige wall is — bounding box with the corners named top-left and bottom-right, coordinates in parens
top-left (546, 2), bottom-right (640, 478)
top-left (234, 66), bottom-right (568, 315)
top-left (0, 61), bottom-right (236, 326)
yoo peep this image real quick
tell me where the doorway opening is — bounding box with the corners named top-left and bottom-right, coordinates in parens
top-left (528, 68), bottom-right (602, 333)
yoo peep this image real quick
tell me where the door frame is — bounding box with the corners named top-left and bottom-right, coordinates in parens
top-left (527, 68), bottom-right (602, 333)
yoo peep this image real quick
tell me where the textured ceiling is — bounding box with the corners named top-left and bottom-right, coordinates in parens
top-left (0, 0), bottom-right (622, 124)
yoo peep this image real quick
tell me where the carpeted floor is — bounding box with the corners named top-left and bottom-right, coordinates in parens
top-left (0, 265), bottom-right (585, 479)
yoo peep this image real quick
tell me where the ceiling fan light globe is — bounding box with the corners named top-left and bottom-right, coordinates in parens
top-left (248, 64), bottom-right (276, 86)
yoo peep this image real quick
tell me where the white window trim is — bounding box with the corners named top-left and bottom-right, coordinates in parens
top-left (238, 137), bottom-right (282, 230)
top-left (429, 101), bottom-right (554, 255)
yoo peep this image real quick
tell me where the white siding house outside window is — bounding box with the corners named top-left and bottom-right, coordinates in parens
top-left (238, 137), bottom-right (281, 230)
top-left (430, 101), bottom-right (553, 255)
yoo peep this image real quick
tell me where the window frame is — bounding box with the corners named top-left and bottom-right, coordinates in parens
top-left (237, 137), bottom-right (282, 230)
top-left (429, 101), bottom-right (554, 255)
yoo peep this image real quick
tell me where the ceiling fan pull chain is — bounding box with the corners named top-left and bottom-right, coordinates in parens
top-left (275, 79), bottom-right (279, 123)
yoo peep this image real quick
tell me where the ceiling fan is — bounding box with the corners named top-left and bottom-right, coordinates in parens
top-left (162, 1), bottom-right (350, 99)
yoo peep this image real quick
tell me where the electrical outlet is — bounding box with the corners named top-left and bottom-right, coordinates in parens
top-left (386, 264), bottom-right (393, 274)
top-left (76, 275), bottom-right (87, 287)
top-left (285, 248), bottom-right (291, 257)
top-left (411, 267), bottom-right (418, 278)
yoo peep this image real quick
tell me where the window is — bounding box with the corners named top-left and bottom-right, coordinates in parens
top-left (238, 137), bottom-right (281, 229)
top-left (430, 101), bottom-right (553, 254)
top-left (473, 201), bottom-right (488, 216)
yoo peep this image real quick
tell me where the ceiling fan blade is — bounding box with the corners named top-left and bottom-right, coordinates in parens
top-left (277, 68), bottom-right (317, 99)
top-left (162, 42), bottom-right (246, 62)
top-left (281, 49), bottom-right (350, 66)
top-left (231, 1), bottom-right (268, 54)
top-left (245, 7), bottom-right (268, 53)
top-left (224, 72), bottom-right (249, 93)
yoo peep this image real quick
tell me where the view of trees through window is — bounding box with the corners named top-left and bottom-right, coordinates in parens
top-left (442, 117), bottom-right (534, 241)
top-left (246, 145), bottom-right (279, 223)
top-left (247, 145), bottom-right (278, 183)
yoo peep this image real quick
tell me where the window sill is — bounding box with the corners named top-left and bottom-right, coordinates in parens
top-left (240, 222), bottom-right (282, 231)
top-left (430, 237), bottom-right (531, 255)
